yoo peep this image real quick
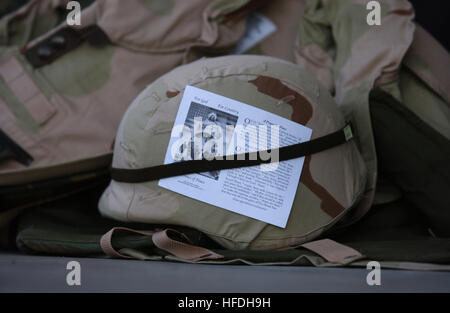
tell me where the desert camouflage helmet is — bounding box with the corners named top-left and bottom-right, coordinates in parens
top-left (99, 55), bottom-right (368, 250)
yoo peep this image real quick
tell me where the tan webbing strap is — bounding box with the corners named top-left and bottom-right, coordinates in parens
top-left (152, 229), bottom-right (223, 262)
top-left (100, 227), bottom-right (223, 261)
top-left (100, 227), bottom-right (155, 259)
top-left (301, 239), bottom-right (365, 265)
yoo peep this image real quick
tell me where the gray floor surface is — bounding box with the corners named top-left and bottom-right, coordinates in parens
top-left (1, 252), bottom-right (450, 292)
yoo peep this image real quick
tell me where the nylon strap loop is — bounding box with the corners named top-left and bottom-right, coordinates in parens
top-left (301, 239), bottom-right (365, 265)
top-left (100, 227), bottom-right (223, 261)
top-left (152, 229), bottom-right (223, 261)
top-left (100, 227), bottom-right (155, 259)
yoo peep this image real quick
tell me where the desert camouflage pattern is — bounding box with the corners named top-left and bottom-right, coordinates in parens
top-left (293, 0), bottom-right (416, 223)
top-left (251, 0), bottom-right (449, 219)
top-left (250, 0), bottom-right (448, 140)
top-left (99, 55), bottom-right (368, 250)
top-left (0, 0), bottom-right (265, 238)
top-left (0, 0), bottom-right (86, 232)
top-left (1, 0), bottom-right (448, 257)
top-left (0, 0), bottom-right (258, 187)
top-left (243, 0), bottom-right (308, 62)
top-left (99, 0), bottom-right (450, 251)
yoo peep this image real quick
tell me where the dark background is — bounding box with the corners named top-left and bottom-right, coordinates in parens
top-left (409, 0), bottom-right (450, 51)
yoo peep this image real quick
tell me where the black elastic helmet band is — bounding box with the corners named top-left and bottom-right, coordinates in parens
top-left (110, 124), bottom-right (354, 183)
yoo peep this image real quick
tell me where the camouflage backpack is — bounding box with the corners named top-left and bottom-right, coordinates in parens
top-left (291, 0), bottom-right (450, 236)
top-left (0, 0), bottom-right (267, 221)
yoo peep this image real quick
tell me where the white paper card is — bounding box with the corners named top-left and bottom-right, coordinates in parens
top-left (231, 12), bottom-right (277, 55)
top-left (158, 86), bottom-right (312, 228)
